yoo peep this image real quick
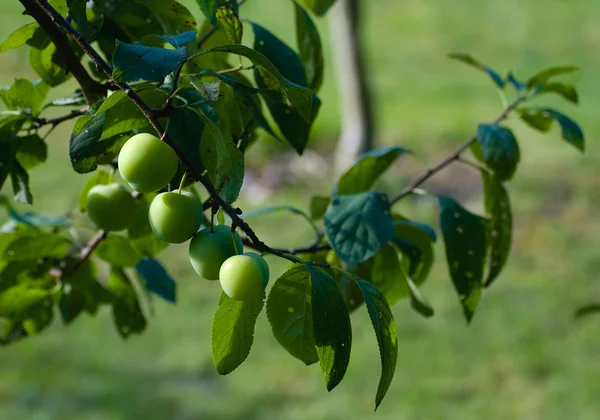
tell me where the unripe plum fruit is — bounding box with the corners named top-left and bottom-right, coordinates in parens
top-left (243, 252), bottom-right (269, 288)
top-left (188, 225), bottom-right (243, 280)
top-left (86, 183), bottom-right (136, 231)
top-left (149, 191), bottom-right (202, 243)
top-left (219, 255), bottom-right (264, 301)
top-left (118, 133), bottom-right (178, 193)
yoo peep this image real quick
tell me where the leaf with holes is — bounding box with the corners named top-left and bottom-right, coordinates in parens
top-left (108, 266), bottom-right (146, 339)
top-left (267, 265), bottom-right (319, 365)
top-left (308, 265), bottom-right (352, 391)
top-left (324, 191), bottom-right (394, 265)
top-left (197, 0), bottom-right (239, 25)
top-left (212, 291), bottom-right (265, 375)
top-left (438, 196), bottom-right (488, 322)
top-left (352, 276), bottom-right (397, 409)
top-left (473, 124), bottom-right (520, 181)
top-left (482, 172), bottom-right (512, 287)
top-left (215, 7), bottom-right (243, 44)
top-left (338, 147), bottom-right (410, 195)
top-left (135, 258), bottom-right (176, 303)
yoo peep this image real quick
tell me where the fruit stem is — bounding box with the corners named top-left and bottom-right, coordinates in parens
top-left (177, 172), bottom-right (188, 194)
top-left (232, 229), bottom-right (240, 255)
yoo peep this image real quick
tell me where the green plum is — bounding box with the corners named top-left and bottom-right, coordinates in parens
top-left (148, 191), bottom-right (202, 243)
top-left (243, 252), bottom-right (269, 288)
top-left (219, 255), bottom-right (264, 301)
top-left (86, 183), bottom-right (136, 231)
top-left (188, 225), bottom-right (243, 280)
top-left (118, 133), bottom-right (178, 192)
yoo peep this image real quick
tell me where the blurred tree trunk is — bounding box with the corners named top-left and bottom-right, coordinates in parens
top-left (329, 0), bottom-right (374, 174)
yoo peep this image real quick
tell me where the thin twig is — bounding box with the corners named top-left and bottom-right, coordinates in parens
top-left (33, 107), bottom-right (90, 128)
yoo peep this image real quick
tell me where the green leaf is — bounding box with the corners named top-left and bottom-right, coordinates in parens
top-left (294, 1), bottom-right (324, 92)
top-left (29, 42), bottom-right (71, 87)
top-left (59, 285), bottom-right (87, 325)
top-left (112, 40), bottom-right (187, 82)
top-left (140, 30), bottom-right (197, 49)
top-left (0, 285), bottom-right (52, 321)
top-left (310, 195), bottom-right (329, 220)
top-left (393, 221), bottom-right (435, 285)
top-left (0, 79), bottom-right (49, 115)
top-left (11, 159), bottom-right (32, 204)
top-left (518, 108), bottom-right (554, 133)
top-left (0, 23), bottom-right (42, 53)
top-left (22, 301), bottom-right (54, 335)
top-left (298, 0), bottom-right (337, 16)
top-left (96, 235), bottom-right (142, 267)
top-left (369, 244), bottom-right (410, 305)
top-left (307, 265), bottom-right (352, 391)
top-left (338, 147), bottom-right (410, 195)
top-left (473, 124), bottom-right (520, 181)
top-left (215, 7), bottom-right (243, 44)
top-left (128, 193), bottom-right (168, 258)
top-left (68, 112), bottom-right (107, 173)
top-left (527, 65), bottom-right (579, 89)
top-left (212, 291), bottom-right (265, 375)
top-left (324, 191), bottom-right (394, 264)
top-left (67, 0), bottom-right (104, 39)
top-left (108, 266), bottom-right (146, 339)
top-left (62, 260), bottom-right (112, 318)
top-left (131, 0), bottom-right (197, 34)
top-left (79, 170), bottom-right (111, 212)
top-left (47, 90), bottom-right (86, 107)
top-left (166, 107), bottom-right (205, 177)
top-left (575, 304), bottom-right (600, 319)
top-left (179, 75), bottom-right (221, 102)
top-left (448, 53), bottom-right (505, 88)
top-left (438, 196), bottom-right (488, 322)
top-left (135, 258), bottom-right (176, 303)
top-left (536, 82), bottom-right (578, 104)
top-left (352, 276), bottom-right (397, 409)
top-left (197, 0), bottom-right (239, 25)
top-left (3, 232), bottom-right (71, 262)
top-left (267, 265), bottom-right (319, 365)
top-left (482, 172), bottom-right (512, 287)
top-left (506, 71), bottom-right (526, 91)
top-left (540, 108), bottom-right (585, 152)
top-left (16, 135), bottom-right (47, 170)
top-left (406, 274), bottom-right (434, 318)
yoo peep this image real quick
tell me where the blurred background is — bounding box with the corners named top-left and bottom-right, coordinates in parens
top-left (1, 0), bottom-right (599, 419)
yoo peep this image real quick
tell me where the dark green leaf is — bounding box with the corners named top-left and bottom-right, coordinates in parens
top-left (298, 0), bottom-right (337, 16)
top-left (112, 40), bottom-right (186, 82)
top-left (575, 304), bottom-right (600, 319)
top-left (16, 135), bottom-right (47, 170)
top-left (482, 172), bottom-right (512, 287)
top-left (140, 30), bottom-right (197, 48)
top-left (338, 147), bottom-right (410, 195)
top-left (67, 0), bottom-right (104, 39)
top-left (22, 301), bottom-right (54, 335)
top-left (438, 196), bottom-right (488, 322)
top-left (0, 319), bottom-right (27, 345)
top-left (448, 53), bottom-right (504, 88)
top-left (212, 291), bottom-right (265, 375)
top-left (310, 195), bottom-right (329, 220)
top-left (473, 124), bottom-right (520, 181)
top-left (353, 276), bottom-right (397, 409)
top-left (215, 7), bottom-right (243, 44)
top-left (68, 112), bottom-right (107, 174)
top-left (29, 42), bottom-right (71, 87)
top-left (506, 71), bottom-right (526, 91)
top-left (96, 235), bottom-right (142, 267)
top-left (527, 65), bottom-right (579, 89)
top-left (536, 82), bottom-right (578, 104)
top-left (294, 1), bottom-right (324, 92)
top-left (195, 106), bottom-right (232, 174)
top-left (393, 221), bottom-right (435, 285)
top-left (324, 191), bottom-right (394, 264)
top-left (369, 244), bottom-right (410, 305)
top-left (540, 108), bottom-right (585, 152)
top-left (267, 265), bottom-right (319, 365)
top-left (108, 266), bottom-right (146, 339)
top-left (62, 260), bottom-right (112, 317)
top-left (308, 265), bottom-right (352, 391)
top-left (11, 160), bottom-right (32, 204)
top-left (79, 170), bottom-right (111, 212)
top-left (0, 285), bottom-right (52, 321)
top-left (135, 258), bottom-right (176, 303)
top-left (518, 108), bottom-right (554, 133)
top-left (59, 285), bottom-right (87, 325)
top-left (131, 0), bottom-right (197, 34)
top-left (166, 107), bottom-right (205, 177)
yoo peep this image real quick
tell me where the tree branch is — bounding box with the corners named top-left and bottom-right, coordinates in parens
top-left (33, 107), bottom-right (89, 128)
top-left (19, 0), bottom-right (104, 105)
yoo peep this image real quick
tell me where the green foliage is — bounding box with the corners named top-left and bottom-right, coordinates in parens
top-left (0, 1), bottom-right (589, 410)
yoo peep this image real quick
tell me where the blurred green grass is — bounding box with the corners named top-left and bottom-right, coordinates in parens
top-left (1, 0), bottom-right (600, 419)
